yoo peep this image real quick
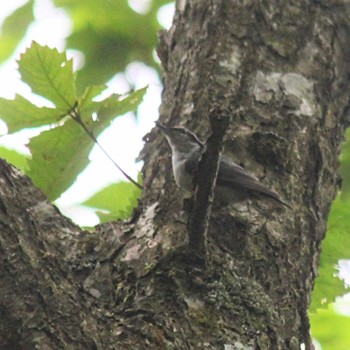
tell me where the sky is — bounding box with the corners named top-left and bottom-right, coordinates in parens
top-left (0, 0), bottom-right (174, 226)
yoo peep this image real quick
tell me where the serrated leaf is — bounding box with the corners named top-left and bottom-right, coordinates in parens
top-left (18, 42), bottom-right (77, 111)
top-left (83, 182), bottom-right (141, 222)
top-left (26, 88), bottom-right (146, 200)
top-left (27, 118), bottom-right (92, 201)
top-left (0, 0), bottom-right (34, 63)
top-left (0, 94), bottom-right (61, 133)
top-left (5, 43), bottom-right (145, 201)
top-left (78, 88), bottom-right (147, 135)
top-left (94, 87), bottom-right (147, 124)
top-left (0, 146), bottom-right (29, 171)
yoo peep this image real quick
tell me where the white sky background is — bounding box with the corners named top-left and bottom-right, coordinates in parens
top-left (0, 0), bottom-right (175, 226)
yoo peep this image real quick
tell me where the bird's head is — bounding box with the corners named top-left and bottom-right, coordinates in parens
top-left (156, 122), bottom-right (204, 154)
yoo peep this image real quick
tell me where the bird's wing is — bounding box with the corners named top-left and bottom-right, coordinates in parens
top-left (217, 159), bottom-right (284, 201)
top-left (217, 159), bottom-right (260, 187)
top-left (186, 156), bottom-right (260, 187)
top-left (186, 155), bottom-right (291, 208)
top-left (217, 160), bottom-right (292, 208)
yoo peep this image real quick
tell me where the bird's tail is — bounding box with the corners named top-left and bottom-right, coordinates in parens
top-left (246, 181), bottom-right (292, 209)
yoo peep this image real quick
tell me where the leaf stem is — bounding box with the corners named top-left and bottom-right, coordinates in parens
top-left (69, 104), bottom-right (143, 190)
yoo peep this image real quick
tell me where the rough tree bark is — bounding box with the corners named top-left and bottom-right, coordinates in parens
top-left (1, 1), bottom-right (350, 349)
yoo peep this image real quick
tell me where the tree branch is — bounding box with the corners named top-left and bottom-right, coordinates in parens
top-left (187, 107), bottom-right (231, 260)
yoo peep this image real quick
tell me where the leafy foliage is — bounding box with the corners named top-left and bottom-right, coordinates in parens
top-left (52, 0), bottom-right (171, 90)
top-left (0, 0), bottom-right (173, 222)
top-left (18, 43), bottom-right (77, 111)
top-left (0, 42), bottom-right (145, 201)
top-left (0, 0), bottom-right (34, 63)
top-left (83, 181), bottom-right (141, 223)
top-left (0, 94), bottom-right (61, 133)
top-left (310, 130), bottom-right (350, 312)
top-left (0, 146), bottom-right (28, 172)
top-left (310, 197), bottom-right (349, 311)
top-left (311, 304), bottom-right (350, 350)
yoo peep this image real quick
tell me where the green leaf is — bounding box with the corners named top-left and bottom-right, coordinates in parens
top-left (78, 85), bottom-right (106, 112)
top-left (310, 197), bottom-right (350, 311)
top-left (83, 182), bottom-right (141, 222)
top-left (310, 304), bottom-right (350, 350)
top-left (93, 88), bottom-right (147, 124)
top-left (27, 88), bottom-right (146, 201)
top-left (1, 43), bottom-right (146, 201)
top-left (52, 0), bottom-right (161, 89)
top-left (76, 86), bottom-right (147, 129)
top-left (27, 118), bottom-right (92, 201)
top-left (0, 94), bottom-right (61, 133)
top-left (0, 0), bottom-right (34, 63)
top-left (311, 130), bottom-right (350, 312)
top-left (18, 42), bottom-right (77, 111)
top-left (0, 146), bottom-right (29, 171)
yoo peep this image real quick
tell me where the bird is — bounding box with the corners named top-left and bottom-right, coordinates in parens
top-left (156, 122), bottom-right (291, 209)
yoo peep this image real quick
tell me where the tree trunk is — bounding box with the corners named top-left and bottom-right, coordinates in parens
top-left (1, 1), bottom-right (350, 349)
